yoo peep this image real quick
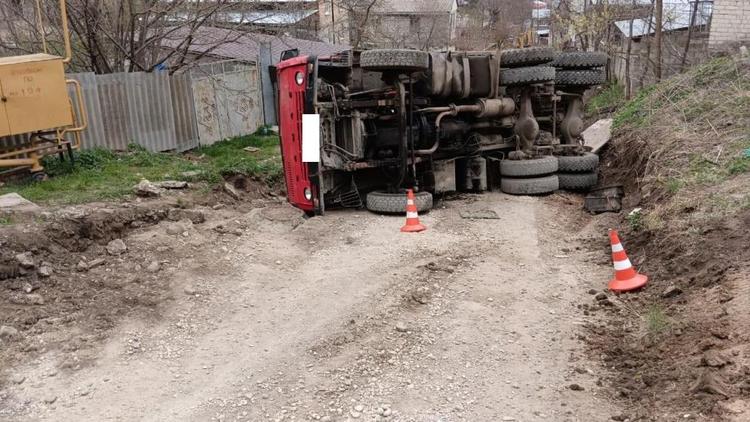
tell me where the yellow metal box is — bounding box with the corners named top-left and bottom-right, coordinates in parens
top-left (0, 53), bottom-right (73, 137)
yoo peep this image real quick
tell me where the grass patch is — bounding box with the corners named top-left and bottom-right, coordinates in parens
top-left (587, 82), bottom-right (625, 115)
top-left (612, 85), bottom-right (656, 130)
top-left (0, 215), bottom-right (12, 225)
top-left (0, 135), bottom-right (281, 205)
top-left (645, 305), bottom-right (670, 334)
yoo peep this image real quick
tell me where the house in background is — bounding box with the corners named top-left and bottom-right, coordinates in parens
top-left (709, 0), bottom-right (750, 48)
top-left (318, 0), bottom-right (458, 50)
top-left (611, 0), bottom-right (713, 93)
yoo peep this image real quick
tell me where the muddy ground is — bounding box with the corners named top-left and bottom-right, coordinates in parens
top-left (0, 184), bottom-right (747, 421)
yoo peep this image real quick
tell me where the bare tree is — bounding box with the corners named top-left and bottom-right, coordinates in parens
top-left (455, 0), bottom-right (531, 50)
top-left (654, 0), bottom-right (662, 80)
top-left (0, 0), bottom-right (260, 74)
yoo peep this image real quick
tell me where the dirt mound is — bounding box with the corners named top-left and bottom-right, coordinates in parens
top-left (593, 56), bottom-right (750, 420)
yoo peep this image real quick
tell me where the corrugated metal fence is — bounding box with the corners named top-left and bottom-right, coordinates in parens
top-left (1, 60), bottom-right (264, 154)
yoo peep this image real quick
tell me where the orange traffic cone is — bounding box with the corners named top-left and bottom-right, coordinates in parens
top-left (608, 229), bottom-right (648, 292)
top-left (401, 189), bottom-right (426, 233)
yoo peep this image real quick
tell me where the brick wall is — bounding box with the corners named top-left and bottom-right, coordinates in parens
top-left (709, 0), bottom-right (750, 48)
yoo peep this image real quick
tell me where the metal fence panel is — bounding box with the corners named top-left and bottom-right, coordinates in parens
top-left (125, 72), bottom-right (178, 152)
top-left (66, 72), bottom-right (107, 150)
top-left (170, 72), bottom-right (200, 152)
top-left (95, 73), bottom-right (132, 151)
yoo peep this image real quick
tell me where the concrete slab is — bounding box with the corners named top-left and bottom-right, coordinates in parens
top-left (583, 118), bottom-right (613, 154)
top-left (0, 193), bottom-right (41, 212)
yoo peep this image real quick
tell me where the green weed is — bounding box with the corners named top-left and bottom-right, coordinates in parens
top-left (645, 305), bottom-right (670, 334)
top-left (0, 215), bottom-right (12, 225)
top-left (626, 208), bottom-right (643, 231)
top-left (587, 82), bottom-right (625, 115)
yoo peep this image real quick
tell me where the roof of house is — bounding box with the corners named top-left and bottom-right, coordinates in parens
top-left (374, 0), bottom-right (456, 14)
top-left (161, 26), bottom-right (349, 64)
top-left (614, 0), bottom-right (713, 37)
top-left (220, 9), bottom-right (318, 25)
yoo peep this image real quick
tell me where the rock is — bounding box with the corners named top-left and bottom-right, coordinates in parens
top-left (594, 292), bottom-right (607, 301)
top-left (0, 325), bottom-right (19, 340)
top-left (43, 395), bottom-right (58, 404)
top-left (223, 182), bottom-right (242, 200)
top-left (180, 170), bottom-right (203, 179)
top-left (395, 322), bottom-right (409, 333)
top-left (166, 221), bottom-right (192, 235)
top-left (23, 282), bottom-right (35, 293)
top-left (0, 193), bottom-right (40, 212)
top-left (146, 261), bottom-right (160, 273)
top-left (106, 239), bottom-right (128, 256)
top-left (11, 374), bottom-right (26, 384)
top-left (243, 146), bottom-right (260, 153)
top-left (76, 260), bottom-right (89, 272)
top-left (9, 293), bottom-right (44, 305)
top-left (568, 383), bottom-right (585, 391)
top-left (15, 252), bottom-right (35, 269)
top-left (354, 405), bottom-right (364, 412)
top-left (184, 285), bottom-right (197, 296)
top-left (38, 265), bottom-right (53, 277)
top-left (134, 179), bottom-right (163, 197)
top-left (690, 370), bottom-right (729, 397)
top-left (349, 410), bottom-right (361, 419)
top-left (411, 288), bottom-right (430, 304)
top-left (167, 208), bottom-right (205, 224)
top-left (155, 180), bottom-right (189, 189)
top-left (77, 258), bottom-right (105, 272)
top-left (587, 289), bottom-right (598, 295)
top-left (599, 298), bottom-right (615, 307)
top-left (701, 350), bottom-right (731, 368)
top-left (611, 415), bottom-right (628, 421)
top-left (662, 285), bottom-right (683, 298)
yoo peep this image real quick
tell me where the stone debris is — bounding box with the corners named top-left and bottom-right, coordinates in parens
top-left (15, 252), bottom-right (35, 269)
top-left (134, 179), bottom-right (164, 197)
top-left (106, 239), bottom-right (128, 256)
top-left (0, 325), bottom-right (19, 340)
top-left (156, 180), bottom-right (189, 189)
top-left (223, 182), bottom-right (242, 200)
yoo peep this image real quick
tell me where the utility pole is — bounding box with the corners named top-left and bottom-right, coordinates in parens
top-left (654, 0), bottom-right (663, 81)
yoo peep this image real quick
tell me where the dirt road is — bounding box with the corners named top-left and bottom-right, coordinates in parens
top-left (2, 192), bottom-right (620, 421)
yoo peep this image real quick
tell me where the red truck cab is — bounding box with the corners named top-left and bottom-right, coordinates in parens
top-left (276, 55), bottom-right (318, 214)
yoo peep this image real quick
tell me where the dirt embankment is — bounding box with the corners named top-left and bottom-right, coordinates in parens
top-left (0, 176), bottom-right (276, 384)
top-left (592, 55), bottom-right (750, 419)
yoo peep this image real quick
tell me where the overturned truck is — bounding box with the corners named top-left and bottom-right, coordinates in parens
top-left (275, 47), bottom-right (607, 215)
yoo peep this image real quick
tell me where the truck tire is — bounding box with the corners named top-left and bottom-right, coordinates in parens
top-left (555, 69), bottom-right (606, 86)
top-left (500, 66), bottom-right (555, 86)
top-left (557, 153), bottom-right (599, 172)
top-left (366, 190), bottom-right (433, 214)
top-left (500, 47), bottom-right (555, 67)
top-left (551, 52), bottom-right (608, 69)
top-left (499, 156), bottom-right (558, 177)
top-left (360, 49), bottom-right (430, 72)
top-left (558, 172), bottom-right (598, 190)
top-left (501, 175), bottom-right (559, 195)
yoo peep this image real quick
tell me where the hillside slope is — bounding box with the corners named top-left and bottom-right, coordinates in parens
top-left (596, 55), bottom-right (750, 420)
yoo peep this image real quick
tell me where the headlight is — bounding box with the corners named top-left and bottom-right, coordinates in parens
top-left (295, 71), bottom-right (305, 86)
top-left (304, 187), bottom-right (312, 201)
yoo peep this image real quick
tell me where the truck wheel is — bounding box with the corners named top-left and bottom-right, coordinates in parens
top-left (558, 172), bottom-right (598, 191)
top-left (500, 66), bottom-right (555, 86)
top-left (501, 175), bottom-right (559, 195)
top-left (555, 69), bottom-right (606, 86)
top-left (500, 47), bottom-right (555, 67)
top-left (360, 49), bottom-right (430, 72)
top-left (499, 156), bottom-right (558, 177)
top-left (551, 52), bottom-right (608, 69)
top-left (557, 153), bottom-right (599, 172)
top-left (366, 190), bottom-right (433, 214)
